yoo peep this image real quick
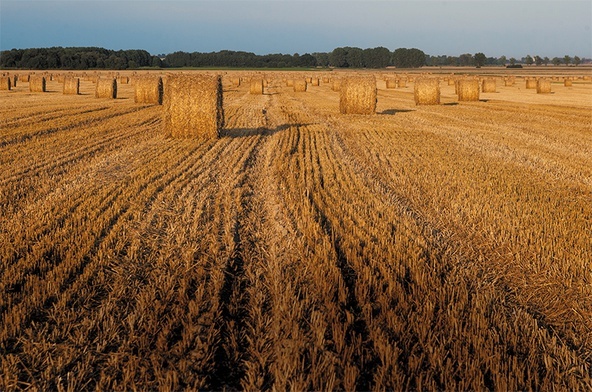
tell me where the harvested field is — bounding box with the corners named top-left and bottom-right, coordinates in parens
top-left (1, 69), bottom-right (591, 391)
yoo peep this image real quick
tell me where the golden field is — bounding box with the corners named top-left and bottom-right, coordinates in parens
top-left (1, 68), bottom-right (591, 390)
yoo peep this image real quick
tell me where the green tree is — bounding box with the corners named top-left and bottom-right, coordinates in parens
top-left (509, 57), bottom-right (517, 66)
top-left (564, 55), bottom-right (571, 66)
top-left (552, 57), bottom-right (561, 66)
top-left (329, 47), bottom-right (348, 67)
top-left (573, 56), bottom-right (581, 66)
top-left (498, 55), bottom-right (507, 66)
top-left (524, 55), bottom-right (534, 65)
top-left (459, 53), bottom-right (473, 66)
top-left (474, 52), bottom-right (486, 67)
top-left (534, 55), bottom-right (543, 66)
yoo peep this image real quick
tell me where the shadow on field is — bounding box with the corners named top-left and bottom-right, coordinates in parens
top-left (221, 123), bottom-right (312, 138)
top-left (379, 109), bottom-right (415, 115)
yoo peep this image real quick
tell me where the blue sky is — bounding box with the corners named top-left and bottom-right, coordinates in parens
top-left (1, 0), bottom-right (590, 58)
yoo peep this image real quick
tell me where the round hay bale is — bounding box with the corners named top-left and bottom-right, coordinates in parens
top-left (163, 74), bottom-right (224, 139)
top-left (118, 76), bottom-right (129, 85)
top-left (481, 78), bottom-right (496, 93)
top-left (504, 77), bottom-right (515, 87)
top-left (63, 77), bottom-right (80, 95)
top-left (293, 79), bottom-right (307, 92)
top-left (457, 79), bottom-right (480, 102)
top-left (386, 79), bottom-right (397, 89)
top-left (232, 77), bottom-right (241, 87)
top-left (536, 78), bottom-right (552, 94)
top-left (332, 79), bottom-right (341, 92)
top-left (0, 76), bottom-right (11, 90)
top-left (322, 76), bottom-right (330, 84)
top-left (134, 76), bottom-right (163, 104)
top-left (447, 78), bottom-right (456, 86)
top-left (95, 78), bottom-right (117, 99)
top-left (250, 79), bottom-right (264, 95)
top-left (414, 78), bottom-right (440, 105)
top-left (29, 76), bottom-right (46, 92)
top-left (339, 76), bottom-right (377, 115)
top-left (286, 79), bottom-right (294, 87)
top-left (306, 77), bottom-right (312, 83)
top-left (20, 74), bottom-right (30, 83)
top-left (397, 78), bottom-right (407, 88)
top-left (525, 78), bottom-right (537, 89)
top-left (311, 78), bottom-right (320, 86)
top-left (564, 78), bottom-right (573, 87)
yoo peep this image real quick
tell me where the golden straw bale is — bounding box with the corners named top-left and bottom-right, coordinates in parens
top-left (306, 77), bottom-right (312, 83)
top-left (339, 76), bottom-right (377, 114)
top-left (536, 78), bottom-right (552, 94)
top-left (481, 78), bottom-right (496, 93)
top-left (95, 78), bottom-right (117, 98)
top-left (118, 76), bottom-right (129, 84)
top-left (414, 78), bottom-right (440, 105)
top-left (286, 79), bottom-right (294, 87)
top-left (21, 74), bottom-right (30, 82)
top-left (293, 79), bottom-right (307, 92)
top-left (63, 77), bottom-right (80, 95)
top-left (397, 78), bottom-right (407, 88)
top-left (232, 77), bottom-right (241, 87)
top-left (332, 79), bottom-right (341, 92)
top-left (322, 77), bottom-right (330, 84)
top-left (311, 78), bottom-right (319, 86)
top-left (0, 76), bottom-right (11, 90)
top-left (29, 76), bottom-right (46, 92)
top-left (134, 76), bottom-right (163, 104)
top-left (525, 78), bottom-right (537, 89)
top-left (504, 77), bottom-right (515, 87)
top-left (163, 74), bottom-right (224, 139)
top-left (457, 79), bottom-right (480, 102)
top-left (564, 78), bottom-right (573, 87)
top-left (250, 79), bottom-right (264, 94)
top-left (386, 79), bottom-right (397, 89)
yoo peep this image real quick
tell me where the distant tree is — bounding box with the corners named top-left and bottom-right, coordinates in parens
top-left (329, 47), bottom-right (348, 67)
top-left (363, 47), bottom-right (391, 68)
top-left (313, 52), bottom-right (329, 67)
top-left (573, 56), bottom-right (581, 66)
top-left (345, 47), bottom-right (364, 68)
top-left (392, 48), bottom-right (426, 68)
top-left (474, 52), bottom-right (486, 67)
top-left (509, 57), bottom-right (517, 66)
top-left (564, 55), bottom-right (571, 66)
top-left (459, 53), bottom-right (473, 66)
top-left (524, 55), bottom-right (534, 65)
top-left (534, 55), bottom-right (543, 66)
top-left (498, 55), bottom-right (507, 66)
top-left (552, 57), bottom-right (562, 66)
top-left (543, 57), bottom-right (550, 66)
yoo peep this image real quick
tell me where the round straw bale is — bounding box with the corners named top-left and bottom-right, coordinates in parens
top-left (21, 74), bottom-right (30, 82)
top-left (447, 77), bottom-right (456, 86)
top-left (339, 76), bottom-right (377, 114)
top-left (29, 76), bottom-right (46, 92)
top-left (95, 78), bottom-right (117, 99)
top-left (564, 78), bottom-right (573, 87)
top-left (525, 78), bottom-right (537, 89)
top-left (306, 77), bottom-right (312, 83)
top-left (322, 76), bottom-right (330, 84)
top-left (481, 78), bottom-right (496, 93)
top-left (386, 79), bottom-right (397, 89)
top-left (397, 78), bottom-right (407, 88)
top-left (118, 76), bottom-right (129, 84)
top-left (286, 79), bottom-right (294, 87)
top-left (414, 78), bottom-right (440, 105)
top-left (332, 79), bottom-right (341, 92)
top-left (504, 77), bottom-right (515, 87)
top-left (293, 79), bottom-right (307, 92)
top-left (457, 79), bottom-right (480, 102)
top-left (311, 78), bottom-right (320, 86)
top-left (0, 76), bottom-right (11, 90)
top-left (232, 77), bottom-right (241, 87)
top-left (134, 76), bottom-right (163, 104)
top-left (536, 78), bottom-right (552, 94)
top-left (163, 74), bottom-right (224, 139)
top-left (250, 78), bottom-right (264, 94)
top-left (63, 77), bottom-right (80, 95)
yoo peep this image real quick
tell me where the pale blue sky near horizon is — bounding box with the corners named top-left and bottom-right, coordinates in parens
top-left (1, 0), bottom-right (590, 58)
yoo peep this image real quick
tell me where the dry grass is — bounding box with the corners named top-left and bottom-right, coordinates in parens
top-left (339, 76), bottom-right (377, 114)
top-left (162, 74), bottom-right (224, 139)
top-left (414, 78), bottom-right (440, 105)
top-left (0, 76), bottom-right (11, 91)
top-left (95, 78), bottom-right (117, 99)
top-left (63, 77), bottom-right (80, 95)
top-left (134, 76), bottom-right (163, 104)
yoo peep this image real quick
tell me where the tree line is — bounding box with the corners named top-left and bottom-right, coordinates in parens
top-left (0, 46), bottom-right (587, 70)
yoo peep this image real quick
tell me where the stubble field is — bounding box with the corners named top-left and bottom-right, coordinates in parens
top-left (1, 69), bottom-right (591, 390)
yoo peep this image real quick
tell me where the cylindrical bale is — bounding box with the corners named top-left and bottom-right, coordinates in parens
top-left (0, 76), bottom-right (11, 90)
top-left (250, 79), bottom-right (264, 94)
top-left (414, 78), bottom-right (440, 105)
top-left (20, 74), bottom-right (30, 82)
top-left (118, 76), bottom-right (129, 84)
top-left (293, 79), bottom-right (307, 92)
top-left (525, 78), bottom-right (537, 89)
top-left (29, 76), bottom-right (46, 92)
top-left (95, 78), bottom-right (117, 98)
top-left (536, 78), bottom-right (552, 94)
top-left (134, 76), bottom-right (163, 104)
top-left (386, 79), bottom-right (397, 89)
top-left (63, 77), bottom-right (80, 95)
top-left (163, 75), bottom-right (224, 139)
top-left (286, 79), bottom-right (294, 87)
top-left (311, 78), bottom-right (320, 86)
top-left (457, 79), bottom-right (480, 102)
top-left (448, 78), bottom-right (456, 86)
top-left (232, 77), bottom-right (241, 87)
top-left (397, 78), bottom-right (407, 88)
top-left (339, 76), bottom-right (377, 115)
top-left (332, 79), bottom-right (341, 92)
top-left (306, 77), bottom-right (312, 83)
top-left (481, 78), bottom-right (496, 93)
top-left (504, 77), bottom-right (515, 87)
top-left (564, 78), bottom-right (573, 87)
top-left (322, 76), bottom-right (330, 84)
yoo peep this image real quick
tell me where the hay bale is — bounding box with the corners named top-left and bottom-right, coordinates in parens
top-left (118, 76), bottom-right (129, 84)
top-left (232, 77), bottom-right (241, 87)
top-left (481, 78), bottom-right (496, 93)
top-left (311, 78), bottom-right (319, 86)
top-left (293, 79), bottom-right (307, 92)
top-left (20, 74), bottom-right (30, 82)
top-left (457, 79), bottom-right (480, 102)
top-left (306, 77), bottom-right (312, 83)
top-left (286, 79), bottom-right (294, 87)
top-left (0, 76), bottom-right (11, 90)
top-left (525, 78), bottom-right (537, 89)
top-left (250, 78), bottom-right (264, 95)
top-left (447, 78), bottom-right (456, 86)
top-left (134, 76), bottom-right (163, 104)
top-left (29, 76), bottom-right (46, 92)
top-left (564, 78), bottom-right (573, 87)
top-left (63, 77), bottom-right (80, 95)
top-left (339, 76), bottom-right (377, 114)
top-left (397, 78), bottom-right (407, 88)
top-left (332, 79), bottom-right (341, 92)
top-left (322, 77), bottom-right (330, 84)
top-left (414, 78), bottom-right (440, 105)
top-left (95, 78), bottom-right (117, 99)
top-left (386, 79), bottom-right (397, 89)
top-left (12, 75), bottom-right (17, 87)
top-left (536, 78), bottom-right (552, 94)
top-left (504, 77), bottom-right (515, 87)
top-left (163, 74), bottom-right (224, 139)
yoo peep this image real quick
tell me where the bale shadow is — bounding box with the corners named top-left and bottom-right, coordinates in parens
top-left (379, 109), bottom-right (415, 115)
top-left (443, 102), bottom-right (459, 106)
top-left (221, 123), bottom-right (312, 138)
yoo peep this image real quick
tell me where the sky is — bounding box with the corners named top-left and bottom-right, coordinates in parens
top-left (0, 0), bottom-right (590, 58)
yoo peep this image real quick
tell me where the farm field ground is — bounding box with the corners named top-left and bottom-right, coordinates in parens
top-left (1, 69), bottom-right (591, 390)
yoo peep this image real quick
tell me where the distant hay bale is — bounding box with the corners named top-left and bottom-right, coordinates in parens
top-left (118, 76), bottom-right (129, 84)
top-left (286, 79), bottom-right (294, 87)
top-left (306, 77), bottom-right (312, 83)
top-left (457, 79), bottom-right (480, 102)
top-left (250, 78), bottom-right (264, 94)
top-left (232, 77), bottom-right (241, 87)
top-left (95, 78), bottom-right (117, 99)
top-left (414, 78), bottom-right (440, 105)
top-left (447, 78), bottom-right (456, 86)
top-left (386, 79), bottom-right (397, 89)
top-left (0, 76), bottom-right (11, 90)
top-left (536, 78), bottom-right (552, 94)
top-left (134, 76), bottom-right (163, 104)
top-left (21, 74), bottom-right (30, 82)
top-left (311, 78), bottom-right (320, 86)
top-left (504, 77), bottom-right (515, 87)
top-left (397, 78), bottom-right (407, 88)
top-left (481, 78), bottom-right (496, 93)
top-left (339, 76), bottom-right (377, 114)
top-left (293, 79), bottom-right (307, 92)
top-left (564, 78), bottom-right (573, 87)
top-left (29, 76), bottom-right (46, 92)
top-left (332, 79), bottom-right (341, 91)
top-left (163, 74), bottom-right (224, 139)
top-left (525, 78), bottom-right (537, 89)
top-left (322, 76), bottom-right (330, 84)
top-left (63, 77), bottom-right (80, 95)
